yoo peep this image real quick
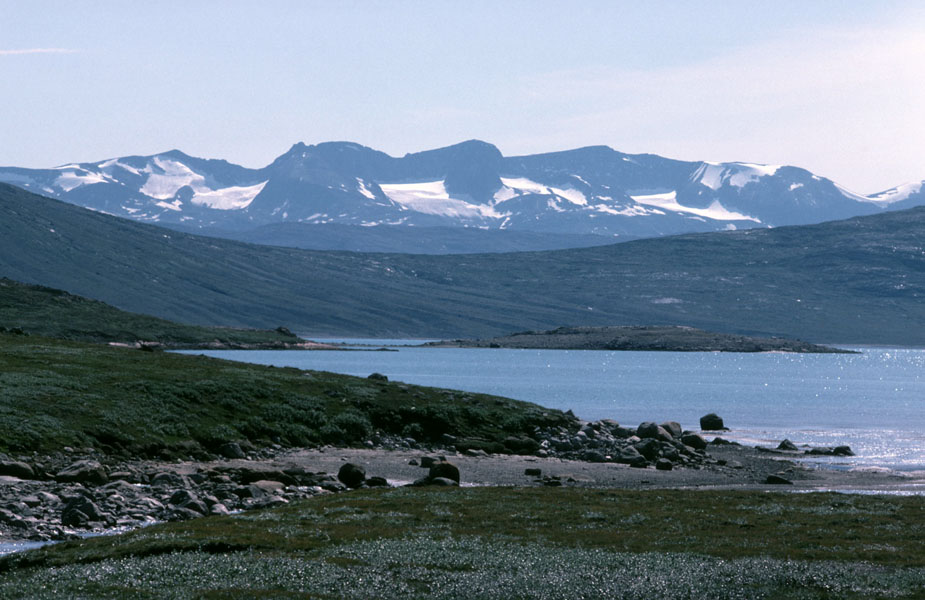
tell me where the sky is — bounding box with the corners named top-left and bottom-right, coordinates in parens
top-left (1, 1), bottom-right (923, 194)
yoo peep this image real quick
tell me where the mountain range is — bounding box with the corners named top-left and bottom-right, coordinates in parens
top-left (2, 141), bottom-right (923, 253)
top-left (2, 182), bottom-right (923, 344)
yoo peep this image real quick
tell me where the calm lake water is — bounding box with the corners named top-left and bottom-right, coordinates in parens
top-left (179, 344), bottom-right (925, 473)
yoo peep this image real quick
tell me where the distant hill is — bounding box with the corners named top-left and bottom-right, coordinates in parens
top-left (1, 183), bottom-right (923, 344)
top-left (425, 326), bottom-right (854, 353)
top-left (0, 277), bottom-right (305, 347)
top-left (2, 140), bottom-right (922, 253)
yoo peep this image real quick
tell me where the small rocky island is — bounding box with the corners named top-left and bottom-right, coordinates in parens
top-left (424, 325), bottom-right (854, 353)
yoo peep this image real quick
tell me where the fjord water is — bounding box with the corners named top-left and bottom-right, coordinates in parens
top-left (182, 346), bottom-right (925, 472)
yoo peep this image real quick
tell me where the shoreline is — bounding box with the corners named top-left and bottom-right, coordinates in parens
top-left (1, 442), bottom-right (921, 548)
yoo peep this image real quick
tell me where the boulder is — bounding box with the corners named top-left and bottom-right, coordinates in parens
top-left (524, 468), bottom-right (542, 477)
top-left (250, 480), bottom-right (286, 494)
top-left (150, 472), bottom-right (187, 488)
top-left (655, 458), bottom-right (674, 471)
top-left (55, 460), bottom-right (108, 486)
top-left (337, 463), bottom-right (366, 488)
top-left (765, 474), bottom-right (794, 485)
top-left (681, 433), bottom-right (708, 450)
top-left (833, 445), bottom-right (855, 456)
top-left (61, 496), bottom-right (105, 526)
top-left (580, 449), bottom-right (607, 463)
top-left (366, 476), bottom-right (389, 487)
top-left (0, 460), bottom-right (34, 480)
top-left (217, 442), bottom-right (246, 459)
top-left (634, 439), bottom-right (660, 461)
top-left (636, 422), bottom-right (661, 439)
top-left (428, 461), bottom-right (460, 484)
top-left (367, 372), bottom-right (389, 382)
top-left (429, 477), bottom-right (459, 487)
top-left (659, 421), bottom-right (682, 438)
top-left (777, 439), bottom-right (799, 451)
top-left (699, 413), bottom-right (726, 431)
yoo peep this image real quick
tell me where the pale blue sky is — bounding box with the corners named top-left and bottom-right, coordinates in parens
top-left (1, 1), bottom-right (923, 193)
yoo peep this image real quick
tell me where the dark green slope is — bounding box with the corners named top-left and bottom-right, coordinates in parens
top-left (0, 278), bottom-right (302, 346)
top-left (2, 183), bottom-right (923, 344)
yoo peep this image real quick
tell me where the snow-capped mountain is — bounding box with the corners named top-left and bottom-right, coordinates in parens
top-left (2, 140), bottom-right (922, 243)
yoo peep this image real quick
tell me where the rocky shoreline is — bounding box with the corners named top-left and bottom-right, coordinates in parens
top-left (0, 413), bottom-right (918, 545)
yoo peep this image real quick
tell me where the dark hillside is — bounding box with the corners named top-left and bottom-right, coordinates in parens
top-left (1, 183), bottom-right (923, 344)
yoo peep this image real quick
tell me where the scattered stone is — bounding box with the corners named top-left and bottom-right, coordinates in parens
top-left (700, 413), bottom-right (726, 431)
top-left (337, 463), bottom-right (366, 488)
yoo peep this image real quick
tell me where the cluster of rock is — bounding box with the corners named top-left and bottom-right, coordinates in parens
top-left (0, 454), bottom-right (382, 542)
top-left (530, 415), bottom-right (725, 471)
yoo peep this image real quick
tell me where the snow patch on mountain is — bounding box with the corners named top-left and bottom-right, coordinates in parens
top-left (356, 178), bottom-right (377, 200)
top-left (140, 158), bottom-right (206, 199)
top-left (379, 180), bottom-right (507, 219)
top-left (496, 177), bottom-right (588, 206)
top-left (693, 162), bottom-right (781, 190)
top-left (55, 169), bottom-right (112, 192)
top-left (630, 191), bottom-right (760, 222)
top-left (190, 181), bottom-right (268, 210)
top-left (98, 158), bottom-right (142, 176)
top-left (866, 181), bottom-right (924, 205)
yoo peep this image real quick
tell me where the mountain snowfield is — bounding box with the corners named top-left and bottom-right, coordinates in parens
top-left (2, 140), bottom-right (923, 245)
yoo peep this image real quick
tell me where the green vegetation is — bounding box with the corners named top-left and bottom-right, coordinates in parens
top-left (0, 332), bottom-right (571, 457)
top-left (2, 182), bottom-right (925, 343)
top-left (1, 487), bottom-right (922, 598)
top-left (0, 278), bottom-right (302, 346)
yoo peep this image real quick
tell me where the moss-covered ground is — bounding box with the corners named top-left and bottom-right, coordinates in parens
top-left (1, 487), bottom-right (922, 598)
top-left (0, 332), bottom-right (570, 458)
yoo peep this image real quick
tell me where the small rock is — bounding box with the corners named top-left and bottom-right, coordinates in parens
top-left (366, 476), bottom-right (389, 487)
top-left (408, 459), bottom-right (419, 466)
top-left (524, 468), bottom-right (542, 477)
